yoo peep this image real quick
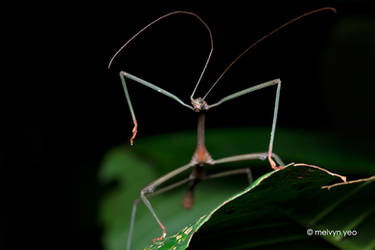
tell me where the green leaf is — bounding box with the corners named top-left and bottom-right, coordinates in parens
top-left (98, 128), bottom-right (375, 250)
top-left (144, 164), bottom-right (375, 250)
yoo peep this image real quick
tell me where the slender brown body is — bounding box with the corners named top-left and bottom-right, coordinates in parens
top-left (182, 112), bottom-right (214, 209)
top-left (192, 112), bottom-right (213, 165)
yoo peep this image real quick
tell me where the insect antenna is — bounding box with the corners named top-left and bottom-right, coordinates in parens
top-left (203, 7), bottom-right (336, 100)
top-left (107, 11), bottom-right (214, 101)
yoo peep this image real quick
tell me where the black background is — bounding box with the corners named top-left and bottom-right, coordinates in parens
top-left (3, 1), bottom-right (374, 249)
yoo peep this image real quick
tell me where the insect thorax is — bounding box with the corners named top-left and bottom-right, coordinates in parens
top-left (191, 97), bottom-right (209, 112)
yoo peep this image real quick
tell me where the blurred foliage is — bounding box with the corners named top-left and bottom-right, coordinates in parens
top-left (98, 128), bottom-right (375, 250)
top-left (320, 17), bottom-right (375, 144)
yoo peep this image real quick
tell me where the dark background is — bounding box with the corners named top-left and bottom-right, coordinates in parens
top-left (3, 1), bottom-right (374, 249)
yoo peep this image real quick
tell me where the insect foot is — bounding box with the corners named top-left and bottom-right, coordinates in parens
top-left (152, 226), bottom-right (167, 243)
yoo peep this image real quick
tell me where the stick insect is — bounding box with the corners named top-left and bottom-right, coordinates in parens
top-left (108, 7), bottom-right (336, 249)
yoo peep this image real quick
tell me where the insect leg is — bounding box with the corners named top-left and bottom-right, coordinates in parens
top-left (208, 79), bottom-right (282, 170)
top-left (130, 162), bottom-right (194, 245)
top-left (268, 81), bottom-right (282, 170)
top-left (214, 152), bottom-right (284, 167)
top-left (127, 198), bottom-right (140, 250)
top-left (207, 79), bottom-right (281, 109)
top-left (205, 168), bottom-right (253, 184)
top-left (119, 71), bottom-right (193, 145)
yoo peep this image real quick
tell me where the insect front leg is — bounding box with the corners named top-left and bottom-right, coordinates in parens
top-left (208, 79), bottom-right (283, 170)
top-left (267, 81), bottom-right (282, 170)
top-left (119, 71), bottom-right (193, 145)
